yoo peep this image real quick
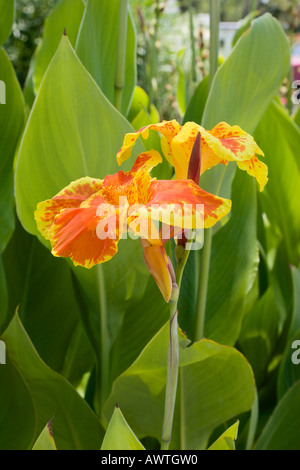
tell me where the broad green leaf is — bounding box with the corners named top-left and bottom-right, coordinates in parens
top-left (0, 354), bottom-right (37, 450)
top-left (183, 74), bottom-right (209, 125)
top-left (0, 48), bottom-right (25, 251)
top-left (32, 423), bottom-right (57, 450)
top-left (232, 11), bottom-right (259, 47)
top-left (277, 327), bottom-right (300, 400)
top-left (208, 421), bottom-right (239, 450)
top-left (254, 101), bottom-right (300, 265)
top-left (2, 314), bottom-right (104, 450)
top-left (239, 287), bottom-right (280, 387)
top-left (101, 406), bottom-right (144, 450)
top-left (2, 221), bottom-right (94, 383)
top-left (104, 323), bottom-right (255, 450)
top-left (33, 0), bottom-right (85, 92)
top-left (110, 277), bottom-right (168, 382)
top-left (76, 0), bottom-right (136, 115)
top-left (0, 0), bottom-right (14, 45)
top-left (255, 381), bottom-right (300, 450)
top-left (202, 13), bottom-right (290, 132)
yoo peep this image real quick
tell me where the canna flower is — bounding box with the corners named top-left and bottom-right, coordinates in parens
top-left (35, 150), bottom-right (231, 302)
top-left (117, 120), bottom-right (268, 191)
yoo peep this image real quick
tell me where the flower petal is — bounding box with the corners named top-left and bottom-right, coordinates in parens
top-left (117, 120), bottom-right (181, 167)
top-left (35, 177), bottom-right (103, 240)
top-left (171, 121), bottom-right (266, 189)
top-left (237, 156), bottom-right (269, 192)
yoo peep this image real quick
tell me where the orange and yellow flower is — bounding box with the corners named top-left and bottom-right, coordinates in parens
top-left (35, 150), bottom-right (231, 302)
top-left (117, 119), bottom-right (268, 191)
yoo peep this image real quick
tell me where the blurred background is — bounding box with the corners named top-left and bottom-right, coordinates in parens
top-left (4, 0), bottom-right (300, 119)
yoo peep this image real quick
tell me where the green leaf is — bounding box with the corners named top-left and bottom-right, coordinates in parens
top-left (127, 86), bottom-right (150, 122)
top-left (255, 381), bottom-right (300, 450)
top-left (2, 221), bottom-right (94, 383)
top-left (202, 13), bottom-right (290, 132)
top-left (0, 0), bottom-right (14, 45)
top-left (104, 323), bottom-right (255, 450)
top-left (208, 421), bottom-right (239, 450)
top-left (75, 0), bottom-right (136, 115)
top-left (0, 48), bottom-right (25, 251)
top-left (33, 0), bottom-right (85, 92)
top-left (277, 268), bottom-right (300, 399)
top-left (232, 11), bottom-right (259, 47)
top-left (32, 423), bottom-right (57, 450)
top-left (239, 287), bottom-right (280, 387)
top-left (254, 101), bottom-right (300, 265)
top-left (277, 327), bottom-right (300, 400)
top-left (183, 74), bottom-right (209, 125)
top-left (0, 353), bottom-right (37, 450)
top-left (101, 406), bottom-right (144, 450)
top-left (1, 314), bottom-right (104, 450)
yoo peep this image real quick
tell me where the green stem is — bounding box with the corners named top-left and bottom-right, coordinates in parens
top-left (97, 265), bottom-right (110, 415)
top-left (114, 0), bottom-right (128, 112)
top-left (161, 248), bottom-right (190, 450)
top-left (209, 0), bottom-right (220, 89)
top-left (287, 0), bottom-right (296, 114)
top-left (189, 0), bottom-right (197, 84)
top-left (194, 0), bottom-right (221, 342)
top-left (250, 0), bottom-right (257, 12)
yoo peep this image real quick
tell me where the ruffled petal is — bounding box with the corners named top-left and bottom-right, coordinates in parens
top-left (35, 177), bottom-right (103, 240)
top-left (117, 120), bottom-right (181, 167)
top-left (237, 156), bottom-right (269, 192)
top-left (49, 205), bottom-right (120, 269)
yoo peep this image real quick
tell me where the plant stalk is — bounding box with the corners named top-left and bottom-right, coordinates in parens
top-left (97, 265), bottom-right (110, 416)
top-left (209, 0), bottom-right (220, 89)
top-left (161, 247), bottom-right (190, 450)
top-left (189, 0), bottom-right (198, 84)
top-left (194, 0), bottom-right (220, 341)
top-left (114, 0), bottom-right (128, 112)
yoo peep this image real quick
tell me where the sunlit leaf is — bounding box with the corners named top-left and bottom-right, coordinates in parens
top-left (1, 314), bottom-right (104, 450)
top-left (0, 0), bottom-right (14, 45)
top-left (75, 0), bottom-right (136, 115)
top-left (0, 48), bottom-right (25, 251)
top-left (101, 406), bottom-right (144, 450)
top-left (208, 421), bottom-right (239, 450)
top-left (104, 323), bottom-right (255, 450)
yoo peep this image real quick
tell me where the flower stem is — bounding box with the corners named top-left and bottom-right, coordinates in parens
top-left (194, 0), bottom-right (221, 342)
top-left (114, 0), bottom-right (128, 112)
top-left (161, 247), bottom-right (190, 450)
top-left (189, 0), bottom-right (197, 85)
top-left (209, 0), bottom-right (220, 89)
top-left (97, 265), bottom-right (110, 417)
